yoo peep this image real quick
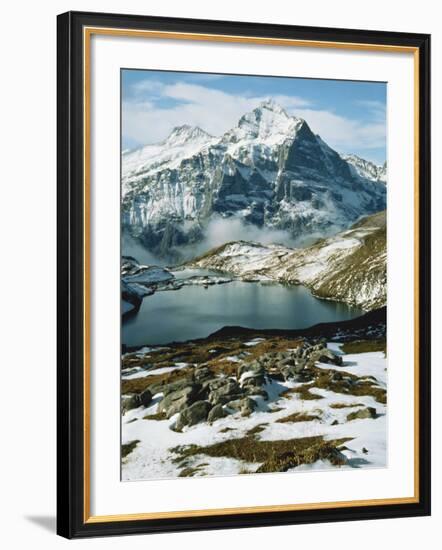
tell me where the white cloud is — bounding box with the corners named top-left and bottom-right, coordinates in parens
top-left (122, 81), bottom-right (311, 145)
top-left (178, 215), bottom-right (301, 261)
top-left (122, 81), bottom-right (385, 155)
top-left (130, 80), bottom-right (165, 95)
top-left (290, 107), bottom-right (385, 152)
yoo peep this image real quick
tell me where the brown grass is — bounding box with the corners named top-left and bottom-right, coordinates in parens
top-left (171, 435), bottom-right (351, 474)
top-left (122, 336), bottom-right (303, 394)
top-left (121, 366), bottom-right (193, 394)
top-left (246, 424), bottom-right (269, 436)
top-left (278, 367), bottom-right (386, 404)
top-left (241, 338), bottom-right (302, 363)
top-left (280, 384), bottom-right (323, 401)
top-left (276, 411), bottom-right (322, 423)
top-left (341, 339), bottom-right (386, 355)
top-left (311, 367), bottom-right (386, 404)
top-left (219, 427), bottom-right (235, 433)
top-left (122, 440), bottom-right (140, 459)
top-left (143, 412), bottom-right (167, 421)
top-left (329, 402), bottom-right (365, 409)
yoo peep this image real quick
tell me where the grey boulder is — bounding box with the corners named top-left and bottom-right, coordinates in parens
top-left (208, 378), bottom-right (243, 405)
top-left (175, 401), bottom-right (212, 431)
top-left (121, 394), bottom-right (141, 414)
top-left (139, 388), bottom-right (152, 407)
top-left (308, 348), bottom-right (343, 366)
top-left (346, 407), bottom-right (377, 421)
top-left (193, 366), bottom-right (213, 383)
top-left (158, 384), bottom-right (201, 418)
top-left (207, 403), bottom-right (228, 423)
top-left (226, 397), bottom-right (257, 417)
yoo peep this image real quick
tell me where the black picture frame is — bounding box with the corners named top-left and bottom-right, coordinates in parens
top-left (57, 10), bottom-right (431, 539)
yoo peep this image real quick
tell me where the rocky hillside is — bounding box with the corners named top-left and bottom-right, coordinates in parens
top-left (122, 100), bottom-right (386, 257)
top-left (122, 332), bottom-right (387, 480)
top-left (185, 210), bottom-right (386, 311)
top-left (342, 154), bottom-right (387, 183)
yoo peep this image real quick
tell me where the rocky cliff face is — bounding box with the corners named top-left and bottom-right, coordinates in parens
top-left (122, 100), bottom-right (386, 257)
top-left (185, 210), bottom-right (386, 311)
top-left (342, 154), bottom-right (386, 184)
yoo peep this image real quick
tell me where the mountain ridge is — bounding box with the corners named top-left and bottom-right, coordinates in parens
top-left (184, 210), bottom-right (386, 311)
top-left (122, 100), bottom-right (387, 258)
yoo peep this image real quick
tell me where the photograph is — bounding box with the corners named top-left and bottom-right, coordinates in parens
top-left (120, 70), bottom-right (388, 481)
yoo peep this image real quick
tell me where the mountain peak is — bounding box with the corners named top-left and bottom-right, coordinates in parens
top-left (230, 100), bottom-right (302, 144)
top-left (257, 99), bottom-right (288, 114)
top-left (165, 125), bottom-right (212, 145)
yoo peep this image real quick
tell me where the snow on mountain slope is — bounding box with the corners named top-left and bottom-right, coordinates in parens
top-left (185, 210), bottom-right (386, 311)
top-left (222, 98), bottom-right (304, 150)
top-left (122, 125), bottom-right (216, 194)
top-left (342, 154), bottom-right (387, 184)
top-left (122, 101), bottom-right (386, 257)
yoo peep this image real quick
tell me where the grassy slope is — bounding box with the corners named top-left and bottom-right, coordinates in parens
top-left (185, 210), bottom-right (386, 311)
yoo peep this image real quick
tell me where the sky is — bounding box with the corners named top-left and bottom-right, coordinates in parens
top-left (122, 69), bottom-right (386, 165)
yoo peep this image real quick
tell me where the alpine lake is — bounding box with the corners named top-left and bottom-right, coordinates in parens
top-left (122, 270), bottom-right (364, 347)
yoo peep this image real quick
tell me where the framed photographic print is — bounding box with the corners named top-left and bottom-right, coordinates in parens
top-left (57, 11), bottom-right (431, 538)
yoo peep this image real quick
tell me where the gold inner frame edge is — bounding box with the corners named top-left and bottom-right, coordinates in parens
top-left (82, 26), bottom-right (421, 524)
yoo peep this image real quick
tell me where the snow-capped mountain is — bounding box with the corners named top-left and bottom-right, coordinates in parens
top-left (342, 154), bottom-right (387, 184)
top-left (122, 125), bottom-right (216, 195)
top-left (185, 210), bottom-right (386, 311)
top-left (122, 100), bottom-right (386, 257)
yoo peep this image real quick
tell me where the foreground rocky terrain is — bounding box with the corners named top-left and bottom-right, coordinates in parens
top-left (121, 309), bottom-right (387, 480)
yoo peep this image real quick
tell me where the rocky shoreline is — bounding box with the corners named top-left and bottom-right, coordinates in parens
top-left (184, 211), bottom-right (386, 312)
top-left (121, 256), bottom-right (233, 316)
top-left (122, 306), bottom-right (386, 353)
top-left (122, 210), bottom-right (386, 319)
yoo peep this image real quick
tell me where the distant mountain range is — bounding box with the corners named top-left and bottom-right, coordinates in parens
top-left (122, 100), bottom-right (386, 257)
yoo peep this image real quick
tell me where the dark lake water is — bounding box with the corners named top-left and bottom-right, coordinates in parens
top-left (122, 278), bottom-right (364, 347)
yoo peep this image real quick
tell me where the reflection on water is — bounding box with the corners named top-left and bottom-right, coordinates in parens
top-left (122, 280), bottom-right (364, 347)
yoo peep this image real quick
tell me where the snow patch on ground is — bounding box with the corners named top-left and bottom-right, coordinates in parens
top-left (245, 338), bottom-right (266, 347)
top-left (122, 347), bottom-right (387, 481)
top-left (122, 363), bottom-right (189, 380)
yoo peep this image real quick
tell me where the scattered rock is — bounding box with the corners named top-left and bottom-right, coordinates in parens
top-left (207, 403), bottom-right (227, 423)
top-left (238, 362), bottom-right (265, 378)
top-left (346, 407), bottom-right (377, 421)
top-left (194, 366), bottom-right (212, 383)
top-left (226, 397), bottom-right (257, 417)
top-left (121, 394), bottom-right (141, 414)
top-left (208, 378), bottom-right (243, 405)
top-left (158, 384), bottom-right (201, 418)
top-left (241, 373), bottom-right (266, 388)
top-left (244, 387), bottom-right (268, 400)
top-left (280, 363), bottom-right (304, 380)
top-left (175, 401), bottom-right (212, 431)
top-left (139, 388), bottom-right (152, 407)
top-left (150, 377), bottom-right (194, 397)
top-left (131, 337), bottom-right (383, 436)
top-left (308, 348), bottom-right (343, 366)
